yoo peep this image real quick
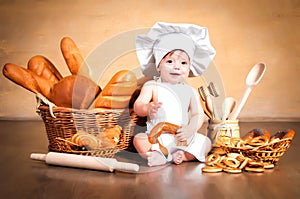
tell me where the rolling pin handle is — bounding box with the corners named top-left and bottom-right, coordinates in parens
top-left (30, 153), bottom-right (47, 161)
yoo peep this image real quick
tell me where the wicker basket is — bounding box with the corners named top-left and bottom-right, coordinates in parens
top-left (37, 100), bottom-right (137, 158)
top-left (221, 138), bottom-right (293, 164)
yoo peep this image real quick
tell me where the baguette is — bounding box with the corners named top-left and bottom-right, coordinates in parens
top-left (3, 63), bottom-right (55, 99)
top-left (94, 96), bottom-right (132, 109)
top-left (2, 63), bottom-right (41, 94)
top-left (60, 36), bottom-right (90, 78)
top-left (50, 75), bottom-right (101, 109)
top-left (32, 73), bottom-right (56, 99)
top-left (92, 70), bottom-right (137, 109)
top-left (27, 55), bottom-right (63, 84)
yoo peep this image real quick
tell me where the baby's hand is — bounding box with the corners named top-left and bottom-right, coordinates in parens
top-left (148, 102), bottom-right (162, 119)
top-left (175, 126), bottom-right (194, 141)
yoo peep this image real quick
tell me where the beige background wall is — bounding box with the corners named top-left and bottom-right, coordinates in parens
top-left (0, 0), bottom-right (299, 121)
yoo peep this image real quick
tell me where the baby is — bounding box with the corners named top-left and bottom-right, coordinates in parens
top-left (133, 22), bottom-right (216, 166)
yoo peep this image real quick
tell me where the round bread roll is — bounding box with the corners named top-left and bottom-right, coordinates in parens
top-left (71, 132), bottom-right (100, 150)
top-left (97, 125), bottom-right (122, 147)
top-left (50, 75), bottom-right (101, 109)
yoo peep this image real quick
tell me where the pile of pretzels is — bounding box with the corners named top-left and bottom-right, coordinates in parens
top-left (202, 128), bottom-right (295, 173)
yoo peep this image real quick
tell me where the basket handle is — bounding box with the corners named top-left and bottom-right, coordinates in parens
top-left (36, 93), bottom-right (56, 118)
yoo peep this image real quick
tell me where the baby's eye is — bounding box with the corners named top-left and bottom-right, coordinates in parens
top-left (181, 61), bottom-right (187, 65)
top-left (166, 60), bottom-right (173, 64)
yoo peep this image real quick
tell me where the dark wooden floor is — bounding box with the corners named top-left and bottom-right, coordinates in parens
top-left (0, 120), bottom-right (299, 199)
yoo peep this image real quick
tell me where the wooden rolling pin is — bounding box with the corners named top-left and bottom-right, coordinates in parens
top-left (30, 152), bottom-right (139, 173)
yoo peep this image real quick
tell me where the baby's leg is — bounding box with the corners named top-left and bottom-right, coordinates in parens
top-left (172, 150), bottom-right (196, 165)
top-left (146, 151), bottom-right (167, 166)
top-left (133, 133), bottom-right (152, 158)
top-left (133, 133), bottom-right (168, 166)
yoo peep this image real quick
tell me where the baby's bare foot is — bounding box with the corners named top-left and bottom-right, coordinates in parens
top-left (172, 150), bottom-right (185, 165)
top-left (146, 151), bottom-right (167, 166)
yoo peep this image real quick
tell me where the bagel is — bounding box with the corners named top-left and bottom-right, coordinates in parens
top-left (201, 165), bottom-right (222, 173)
top-left (223, 167), bottom-right (242, 174)
top-left (248, 161), bottom-right (265, 167)
top-left (245, 166), bottom-right (265, 173)
top-left (206, 153), bottom-right (221, 166)
top-left (263, 163), bottom-right (275, 169)
top-left (245, 161), bottom-right (265, 172)
top-left (247, 136), bottom-right (269, 146)
top-left (148, 122), bottom-right (181, 157)
top-left (271, 129), bottom-right (295, 141)
top-left (239, 157), bottom-right (251, 169)
top-left (226, 153), bottom-right (240, 159)
top-left (223, 157), bottom-right (240, 168)
top-left (242, 128), bottom-right (271, 145)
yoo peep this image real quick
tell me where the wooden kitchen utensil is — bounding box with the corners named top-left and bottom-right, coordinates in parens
top-left (30, 152), bottom-right (139, 173)
top-left (230, 63), bottom-right (266, 120)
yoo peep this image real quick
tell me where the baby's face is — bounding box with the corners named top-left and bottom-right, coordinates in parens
top-left (158, 50), bottom-right (190, 84)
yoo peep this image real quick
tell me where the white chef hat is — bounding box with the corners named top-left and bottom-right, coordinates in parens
top-left (136, 22), bottom-right (216, 78)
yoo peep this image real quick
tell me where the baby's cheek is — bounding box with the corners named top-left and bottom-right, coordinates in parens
top-left (182, 69), bottom-right (190, 77)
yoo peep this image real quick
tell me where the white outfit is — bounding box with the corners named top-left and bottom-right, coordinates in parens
top-left (146, 79), bottom-right (211, 162)
top-left (135, 22), bottom-right (215, 162)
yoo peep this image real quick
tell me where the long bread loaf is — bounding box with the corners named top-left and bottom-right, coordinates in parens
top-left (3, 63), bottom-right (55, 99)
top-left (27, 55), bottom-right (63, 84)
top-left (92, 70), bottom-right (137, 109)
top-left (60, 37), bottom-right (90, 78)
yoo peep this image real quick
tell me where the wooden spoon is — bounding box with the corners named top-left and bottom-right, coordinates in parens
top-left (221, 97), bottom-right (236, 121)
top-left (230, 63), bottom-right (266, 119)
